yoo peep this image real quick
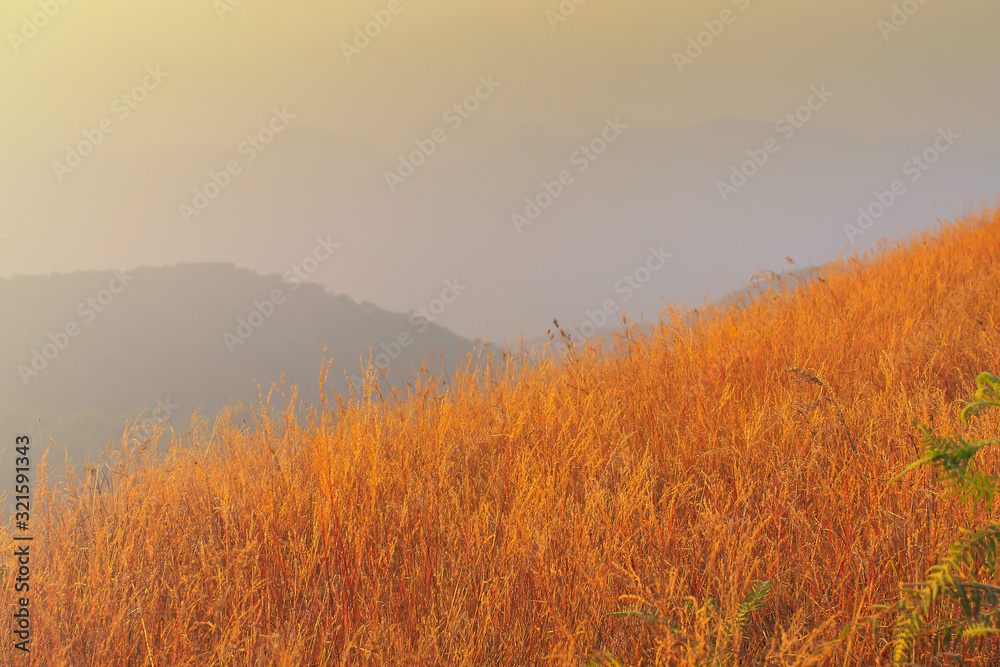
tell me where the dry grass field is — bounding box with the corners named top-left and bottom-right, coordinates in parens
top-left (3, 205), bottom-right (999, 665)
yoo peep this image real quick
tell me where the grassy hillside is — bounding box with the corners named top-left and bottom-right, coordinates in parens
top-left (2, 206), bottom-right (999, 665)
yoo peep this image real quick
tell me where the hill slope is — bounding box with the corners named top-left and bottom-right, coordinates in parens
top-left (2, 206), bottom-right (999, 664)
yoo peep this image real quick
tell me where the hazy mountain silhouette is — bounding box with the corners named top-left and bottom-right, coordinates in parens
top-left (0, 263), bottom-right (486, 469)
top-left (4, 119), bottom-right (997, 344)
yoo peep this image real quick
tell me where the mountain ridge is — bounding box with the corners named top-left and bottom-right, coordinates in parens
top-left (0, 261), bottom-right (487, 467)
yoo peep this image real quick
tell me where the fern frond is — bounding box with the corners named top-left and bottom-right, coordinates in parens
top-left (607, 606), bottom-right (665, 626)
top-left (892, 372), bottom-right (1000, 664)
top-left (962, 372), bottom-right (1000, 422)
top-left (735, 580), bottom-right (772, 632)
top-left (961, 623), bottom-right (1000, 639)
top-left (909, 424), bottom-right (1000, 506)
top-left (893, 523), bottom-right (1000, 662)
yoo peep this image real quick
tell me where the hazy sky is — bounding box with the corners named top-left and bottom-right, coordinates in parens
top-left (2, 0), bottom-right (998, 339)
top-left (3, 1), bottom-right (997, 153)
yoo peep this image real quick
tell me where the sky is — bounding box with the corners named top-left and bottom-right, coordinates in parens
top-left (1, 0), bottom-right (998, 340)
top-left (4, 1), bottom-right (998, 151)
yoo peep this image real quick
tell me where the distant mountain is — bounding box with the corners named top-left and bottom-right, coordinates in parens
top-left (701, 264), bottom-right (827, 315)
top-left (514, 261), bottom-right (829, 358)
top-left (3, 119), bottom-right (996, 343)
top-left (0, 263), bottom-right (486, 468)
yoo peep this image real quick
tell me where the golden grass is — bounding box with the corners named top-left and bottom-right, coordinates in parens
top-left (3, 205), bottom-right (999, 665)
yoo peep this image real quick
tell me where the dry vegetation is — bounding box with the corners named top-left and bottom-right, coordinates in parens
top-left (2, 206), bottom-right (999, 665)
